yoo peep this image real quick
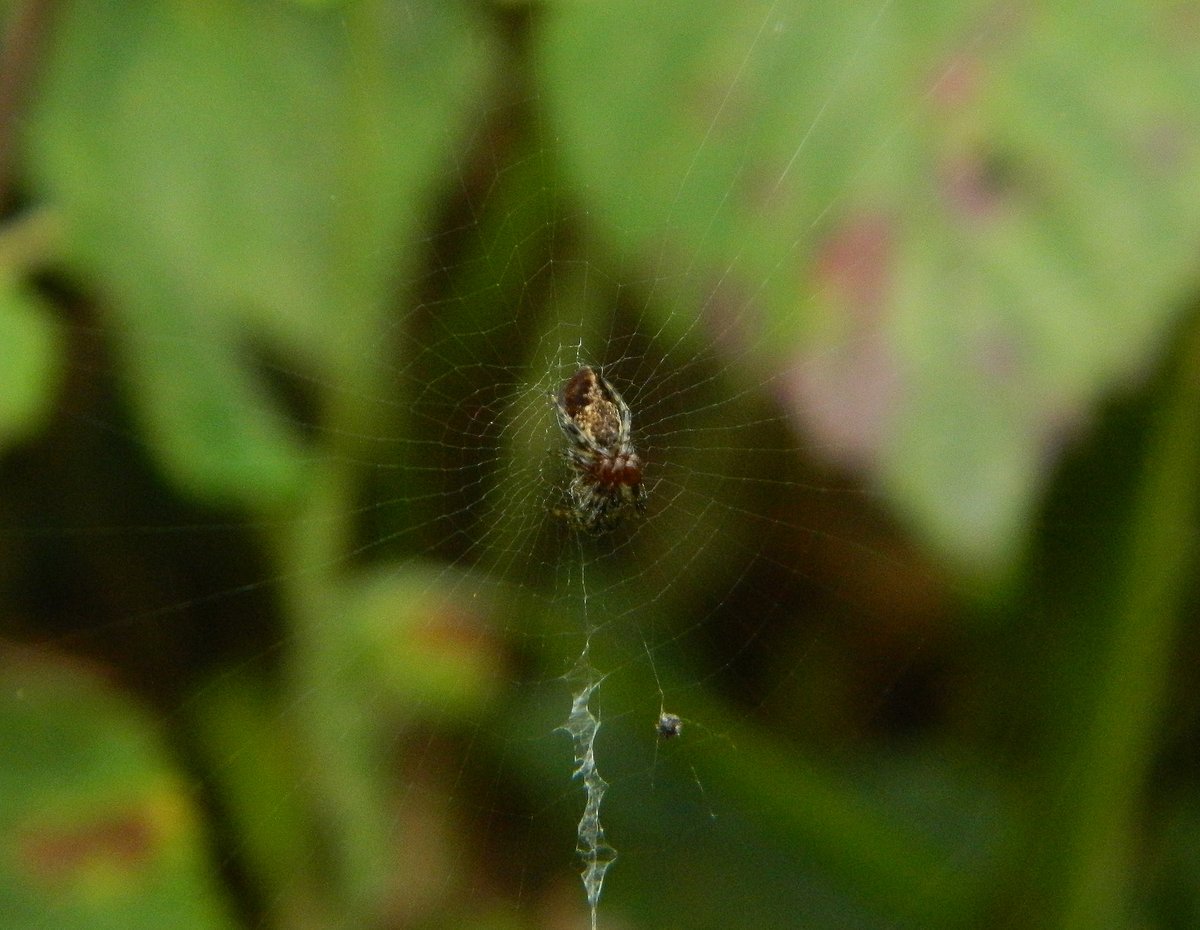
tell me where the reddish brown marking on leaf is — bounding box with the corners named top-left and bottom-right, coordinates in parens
top-left (785, 212), bottom-right (901, 468)
top-left (928, 3), bottom-right (1026, 111)
top-left (939, 151), bottom-right (1021, 220)
top-left (929, 54), bottom-right (985, 111)
top-left (813, 212), bottom-right (893, 322)
top-left (783, 337), bottom-right (902, 471)
top-left (410, 599), bottom-right (495, 655)
top-left (396, 595), bottom-right (507, 705)
top-left (17, 809), bottom-right (158, 885)
top-left (1, 644), bottom-right (121, 690)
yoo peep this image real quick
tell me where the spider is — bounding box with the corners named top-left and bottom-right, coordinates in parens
top-left (656, 711), bottom-right (683, 739)
top-left (553, 366), bottom-right (647, 534)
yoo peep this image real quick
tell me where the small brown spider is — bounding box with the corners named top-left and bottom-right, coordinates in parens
top-left (553, 366), bottom-right (647, 534)
top-left (656, 712), bottom-right (683, 739)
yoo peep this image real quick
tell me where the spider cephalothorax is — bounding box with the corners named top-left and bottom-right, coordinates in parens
top-left (553, 366), bottom-right (647, 534)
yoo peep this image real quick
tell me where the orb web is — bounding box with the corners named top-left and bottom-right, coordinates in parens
top-left (5, 2), bottom-right (1169, 930)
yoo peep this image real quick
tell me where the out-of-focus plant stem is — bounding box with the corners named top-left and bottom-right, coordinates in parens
top-left (1053, 309), bottom-right (1200, 929)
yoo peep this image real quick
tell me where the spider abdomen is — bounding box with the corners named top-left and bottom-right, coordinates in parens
top-left (588, 451), bottom-right (642, 489)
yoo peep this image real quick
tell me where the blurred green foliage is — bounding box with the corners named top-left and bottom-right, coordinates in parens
top-left (0, 655), bottom-right (237, 930)
top-left (1, 1), bottom-right (1198, 929)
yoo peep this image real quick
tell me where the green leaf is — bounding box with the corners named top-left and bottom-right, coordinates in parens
top-left (538, 1), bottom-right (1200, 571)
top-left (24, 0), bottom-right (495, 506)
top-left (0, 276), bottom-right (60, 449)
top-left (340, 564), bottom-right (510, 720)
top-left (0, 653), bottom-right (236, 930)
top-left (114, 309), bottom-right (311, 507)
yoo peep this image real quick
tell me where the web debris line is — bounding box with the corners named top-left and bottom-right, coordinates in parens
top-left (559, 652), bottom-right (615, 930)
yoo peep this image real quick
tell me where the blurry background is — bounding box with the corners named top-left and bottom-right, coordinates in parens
top-left (2, 1), bottom-right (1199, 928)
